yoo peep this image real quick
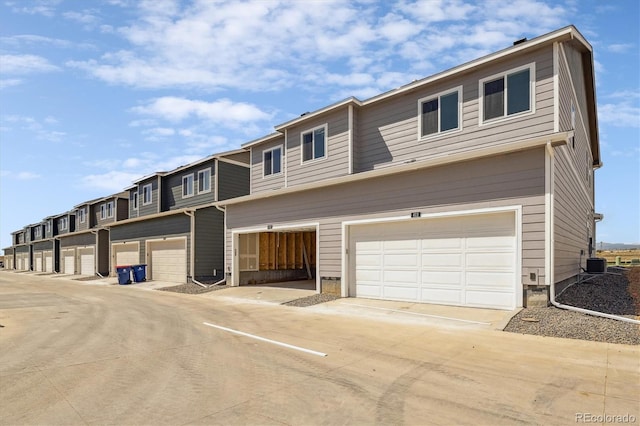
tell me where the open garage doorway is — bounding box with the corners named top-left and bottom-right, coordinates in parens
top-left (235, 227), bottom-right (317, 291)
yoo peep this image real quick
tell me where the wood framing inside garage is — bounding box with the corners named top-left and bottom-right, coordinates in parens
top-left (236, 229), bottom-right (317, 286)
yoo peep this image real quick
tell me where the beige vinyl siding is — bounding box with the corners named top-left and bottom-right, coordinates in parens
top-left (251, 136), bottom-right (286, 193)
top-left (227, 148), bottom-right (545, 280)
top-left (285, 107), bottom-right (350, 187)
top-left (553, 41), bottom-right (594, 283)
top-left (355, 46), bottom-right (555, 173)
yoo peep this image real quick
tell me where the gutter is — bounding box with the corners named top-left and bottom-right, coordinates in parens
top-left (545, 142), bottom-right (640, 325)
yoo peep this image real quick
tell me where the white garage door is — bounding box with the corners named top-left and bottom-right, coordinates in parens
top-left (62, 249), bottom-right (75, 274)
top-left (17, 253), bottom-right (28, 270)
top-left (112, 243), bottom-right (140, 273)
top-left (148, 239), bottom-right (187, 283)
top-left (34, 252), bottom-right (43, 272)
top-left (349, 212), bottom-right (517, 310)
top-left (78, 247), bottom-right (95, 276)
top-left (44, 251), bottom-right (53, 272)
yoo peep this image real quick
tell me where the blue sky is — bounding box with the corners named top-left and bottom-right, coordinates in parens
top-left (1, 0), bottom-right (639, 250)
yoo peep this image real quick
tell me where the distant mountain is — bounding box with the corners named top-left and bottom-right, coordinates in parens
top-left (597, 242), bottom-right (640, 250)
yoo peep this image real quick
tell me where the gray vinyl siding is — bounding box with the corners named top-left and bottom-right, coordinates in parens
top-left (15, 246), bottom-right (29, 254)
top-left (110, 214), bottom-right (191, 274)
top-left (60, 232), bottom-right (95, 248)
top-left (553, 41), bottom-right (594, 283)
top-left (218, 160), bottom-right (250, 201)
top-left (32, 240), bottom-right (53, 251)
top-left (355, 46), bottom-right (555, 173)
top-left (56, 215), bottom-right (75, 236)
top-left (251, 136), bottom-right (286, 193)
top-left (129, 190), bottom-right (139, 219)
top-left (284, 107), bottom-right (350, 187)
top-left (44, 219), bottom-right (54, 239)
top-left (227, 148), bottom-right (546, 281)
top-left (162, 161), bottom-right (216, 210)
top-left (97, 229), bottom-right (110, 275)
top-left (194, 206), bottom-right (225, 280)
top-left (76, 206), bottom-right (90, 231)
top-left (138, 178), bottom-right (160, 217)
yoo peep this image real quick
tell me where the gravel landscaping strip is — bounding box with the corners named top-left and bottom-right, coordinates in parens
top-left (505, 269), bottom-right (640, 345)
top-left (157, 283), bottom-right (228, 295)
top-left (282, 293), bottom-right (341, 307)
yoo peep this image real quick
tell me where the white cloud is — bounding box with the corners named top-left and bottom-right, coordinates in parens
top-left (131, 97), bottom-right (272, 124)
top-left (142, 127), bottom-right (175, 137)
top-left (0, 79), bottom-right (22, 89)
top-left (6, 0), bottom-right (61, 17)
top-left (63, 10), bottom-right (99, 25)
top-left (0, 54), bottom-right (59, 74)
top-left (598, 102), bottom-right (640, 128)
top-left (608, 43), bottom-right (634, 53)
top-left (80, 171), bottom-right (142, 192)
top-left (0, 170), bottom-right (40, 180)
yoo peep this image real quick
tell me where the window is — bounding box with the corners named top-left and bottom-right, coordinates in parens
top-left (301, 125), bottom-right (327, 162)
top-left (480, 64), bottom-right (534, 123)
top-left (106, 201), bottom-right (114, 218)
top-left (419, 87), bottom-right (462, 138)
top-left (132, 192), bottom-right (138, 210)
top-left (45, 221), bottom-right (50, 234)
top-left (100, 204), bottom-right (106, 219)
top-left (34, 227), bottom-right (41, 238)
top-left (182, 174), bottom-right (194, 198)
top-left (60, 217), bottom-right (67, 231)
top-left (239, 233), bottom-right (259, 271)
top-left (142, 184), bottom-right (152, 205)
top-left (263, 146), bottom-right (282, 176)
top-left (198, 168), bottom-right (211, 193)
top-left (77, 208), bottom-right (86, 224)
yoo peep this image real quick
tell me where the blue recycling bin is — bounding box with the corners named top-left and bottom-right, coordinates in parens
top-left (116, 265), bottom-right (132, 285)
top-left (132, 264), bottom-right (147, 283)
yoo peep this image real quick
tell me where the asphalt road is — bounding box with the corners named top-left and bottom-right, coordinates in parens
top-left (1, 271), bottom-right (638, 426)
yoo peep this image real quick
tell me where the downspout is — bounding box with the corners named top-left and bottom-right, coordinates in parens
top-left (184, 210), bottom-right (204, 287)
top-left (546, 142), bottom-right (640, 325)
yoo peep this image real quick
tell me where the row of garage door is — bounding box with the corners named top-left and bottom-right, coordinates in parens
top-left (112, 238), bottom-right (187, 283)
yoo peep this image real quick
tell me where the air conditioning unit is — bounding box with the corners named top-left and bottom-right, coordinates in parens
top-left (586, 257), bottom-right (607, 274)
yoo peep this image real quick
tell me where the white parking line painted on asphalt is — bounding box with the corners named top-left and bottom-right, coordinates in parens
top-left (203, 322), bottom-right (327, 357)
top-left (343, 303), bottom-right (492, 325)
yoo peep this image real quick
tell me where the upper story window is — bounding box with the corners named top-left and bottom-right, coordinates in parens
top-left (101, 202), bottom-right (114, 219)
top-left (301, 125), bottom-right (327, 162)
top-left (182, 174), bottom-right (194, 198)
top-left (132, 192), bottom-right (138, 210)
top-left (45, 221), bottom-right (51, 234)
top-left (77, 208), bottom-right (86, 224)
top-left (419, 86), bottom-right (462, 138)
top-left (198, 168), bottom-right (211, 194)
top-left (480, 63), bottom-right (534, 123)
top-left (60, 217), bottom-right (68, 231)
top-left (142, 184), bottom-right (152, 205)
top-left (263, 146), bottom-right (283, 177)
top-left (34, 227), bottom-right (41, 238)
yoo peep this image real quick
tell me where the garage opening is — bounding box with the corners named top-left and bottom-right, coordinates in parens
top-left (238, 230), bottom-right (316, 290)
top-left (147, 238), bottom-right (187, 284)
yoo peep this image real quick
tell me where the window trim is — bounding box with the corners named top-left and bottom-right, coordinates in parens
top-left (142, 184), bottom-right (153, 206)
top-left (478, 62), bottom-right (535, 126)
top-left (300, 124), bottom-right (328, 163)
top-left (132, 191), bottom-right (138, 210)
top-left (60, 217), bottom-right (67, 231)
top-left (106, 201), bottom-right (114, 218)
top-left (239, 233), bottom-right (260, 271)
top-left (262, 145), bottom-right (283, 178)
top-left (100, 204), bottom-right (107, 220)
top-left (182, 173), bottom-right (195, 199)
top-left (417, 85), bottom-right (463, 140)
top-left (197, 168), bottom-right (212, 194)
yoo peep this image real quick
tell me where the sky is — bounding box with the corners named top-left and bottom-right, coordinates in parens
top-left (1, 0), bottom-right (639, 250)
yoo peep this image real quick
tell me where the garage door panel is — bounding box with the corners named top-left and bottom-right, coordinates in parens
top-left (384, 253), bottom-right (418, 268)
top-left (421, 238), bottom-right (463, 249)
top-left (421, 271), bottom-right (463, 286)
top-left (384, 286), bottom-right (419, 300)
top-left (114, 244), bottom-right (139, 268)
top-left (149, 239), bottom-right (186, 283)
top-left (383, 270), bottom-right (418, 285)
top-left (422, 253), bottom-right (463, 267)
top-left (466, 252), bottom-right (514, 268)
top-left (351, 211), bottom-right (517, 309)
top-left (63, 250), bottom-right (75, 274)
top-left (79, 248), bottom-right (94, 276)
top-left (420, 288), bottom-right (462, 305)
top-left (466, 272), bottom-right (514, 288)
top-left (44, 251), bottom-right (53, 272)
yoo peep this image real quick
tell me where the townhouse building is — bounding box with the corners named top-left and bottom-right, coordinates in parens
top-left (219, 25), bottom-right (601, 310)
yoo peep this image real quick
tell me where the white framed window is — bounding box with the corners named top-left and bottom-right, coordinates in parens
top-left (197, 168), bottom-right (211, 194)
top-left (34, 227), bottom-right (41, 238)
top-left (418, 86), bottom-right (462, 139)
top-left (132, 192), bottom-right (138, 210)
top-left (106, 201), bottom-right (114, 218)
top-left (100, 204), bottom-right (106, 219)
top-left (182, 174), bottom-right (194, 198)
top-left (479, 63), bottom-right (535, 124)
top-left (142, 184), bottom-right (152, 205)
top-left (263, 146), bottom-right (283, 177)
top-left (60, 217), bottom-right (68, 231)
top-left (239, 233), bottom-right (259, 271)
top-left (77, 208), bottom-right (86, 224)
top-left (301, 124), bottom-right (327, 162)
top-left (45, 221), bottom-right (50, 234)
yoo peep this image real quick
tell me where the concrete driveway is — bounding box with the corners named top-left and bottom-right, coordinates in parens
top-left (1, 271), bottom-right (638, 425)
